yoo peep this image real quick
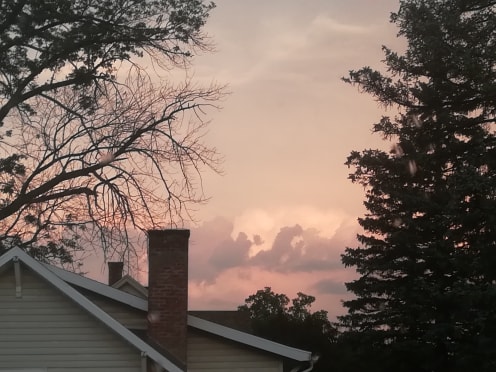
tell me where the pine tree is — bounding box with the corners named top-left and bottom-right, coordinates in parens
top-left (339, 1), bottom-right (496, 371)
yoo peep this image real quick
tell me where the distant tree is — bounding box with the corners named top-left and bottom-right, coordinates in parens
top-left (239, 287), bottom-right (337, 372)
top-left (0, 0), bottom-right (221, 266)
top-left (339, 1), bottom-right (496, 371)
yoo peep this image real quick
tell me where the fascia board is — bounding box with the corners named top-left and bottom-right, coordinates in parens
top-left (43, 263), bottom-right (148, 311)
top-left (0, 247), bottom-right (19, 267)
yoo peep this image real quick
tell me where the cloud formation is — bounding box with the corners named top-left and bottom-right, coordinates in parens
top-left (83, 211), bottom-right (360, 319)
top-left (251, 224), bottom-right (344, 273)
top-left (187, 210), bottom-right (361, 303)
top-left (209, 231), bottom-right (251, 271)
top-left (190, 218), bottom-right (351, 284)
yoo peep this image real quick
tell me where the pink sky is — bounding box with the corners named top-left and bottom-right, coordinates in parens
top-left (84, 0), bottom-right (404, 320)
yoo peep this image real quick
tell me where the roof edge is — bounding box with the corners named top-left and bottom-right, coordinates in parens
top-left (43, 263), bottom-right (148, 311)
top-left (188, 315), bottom-right (312, 362)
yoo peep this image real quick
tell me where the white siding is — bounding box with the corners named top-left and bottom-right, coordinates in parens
top-left (0, 264), bottom-right (142, 372)
top-left (188, 329), bottom-right (283, 372)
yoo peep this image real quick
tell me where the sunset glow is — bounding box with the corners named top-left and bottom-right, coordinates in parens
top-left (84, 0), bottom-right (404, 319)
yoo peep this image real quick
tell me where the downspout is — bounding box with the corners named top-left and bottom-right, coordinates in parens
top-left (290, 353), bottom-right (320, 372)
top-left (297, 360), bottom-right (315, 372)
top-left (13, 256), bottom-right (22, 298)
top-left (141, 351), bottom-right (147, 372)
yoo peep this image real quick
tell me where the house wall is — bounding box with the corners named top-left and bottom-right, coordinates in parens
top-left (0, 264), bottom-right (142, 372)
top-left (187, 329), bottom-right (283, 372)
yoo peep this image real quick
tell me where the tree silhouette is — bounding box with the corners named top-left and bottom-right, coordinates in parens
top-left (339, 1), bottom-right (496, 371)
top-left (0, 0), bottom-right (221, 265)
top-left (239, 287), bottom-right (337, 372)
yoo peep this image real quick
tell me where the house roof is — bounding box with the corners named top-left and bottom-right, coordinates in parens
top-left (0, 247), bottom-right (183, 372)
top-left (188, 315), bottom-right (312, 362)
top-left (188, 310), bottom-right (254, 334)
top-left (2, 247), bottom-right (312, 363)
top-left (43, 262), bottom-right (149, 310)
top-left (112, 274), bottom-right (149, 298)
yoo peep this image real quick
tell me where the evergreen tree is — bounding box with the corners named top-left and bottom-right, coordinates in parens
top-left (339, 1), bottom-right (496, 371)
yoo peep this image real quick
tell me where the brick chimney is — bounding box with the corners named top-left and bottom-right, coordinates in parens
top-left (108, 261), bottom-right (124, 286)
top-left (147, 229), bottom-right (190, 366)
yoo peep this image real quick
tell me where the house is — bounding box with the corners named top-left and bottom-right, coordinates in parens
top-left (0, 229), bottom-right (316, 371)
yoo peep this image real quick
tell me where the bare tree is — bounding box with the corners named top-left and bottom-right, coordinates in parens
top-left (0, 0), bottom-right (221, 265)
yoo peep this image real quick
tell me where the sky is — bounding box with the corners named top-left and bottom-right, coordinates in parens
top-left (85, 0), bottom-right (404, 320)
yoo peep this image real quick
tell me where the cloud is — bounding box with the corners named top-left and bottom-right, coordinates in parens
top-left (188, 209), bottom-right (361, 318)
top-left (313, 278), bottom-right (349, 295)
top-left (250, 224), bottom-right (304, 268)
top-left (196, 1), bottom-right (395, 88)
top-left (209, 231), bottom-right (252, 271)
top-left (253, 234), bottom-right (264, 245)
top-left (80, 212), bottom-right (360, 319)
top-left (187, 208), bottom-right (360, 285)
top-left (310, 14), bottom-right (370, 36)
top-left (233, 206), bottom-right (350, 254)
top-left (188, 216), bottom-right (237, 284)
top-left (188, 265), bottom-right (354, 320)
top-left (249, 223), bottom-right (354, 273)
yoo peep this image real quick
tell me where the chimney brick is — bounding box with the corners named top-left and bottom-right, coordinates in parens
top-left (147, 229), bottom-right (190, 366)
top-left (108, 261), bottom-right (124, 286)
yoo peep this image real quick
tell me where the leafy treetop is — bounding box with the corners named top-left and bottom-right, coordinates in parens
top-left (239, 287), bottom-right (337, 372)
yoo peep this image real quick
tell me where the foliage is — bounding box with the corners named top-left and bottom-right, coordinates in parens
top-left (0, 0), bottom-right (221, 266)
top-left (339, 1), bottom-right (496, 371)
top-left (239, 287), bottom-right (337, 372)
